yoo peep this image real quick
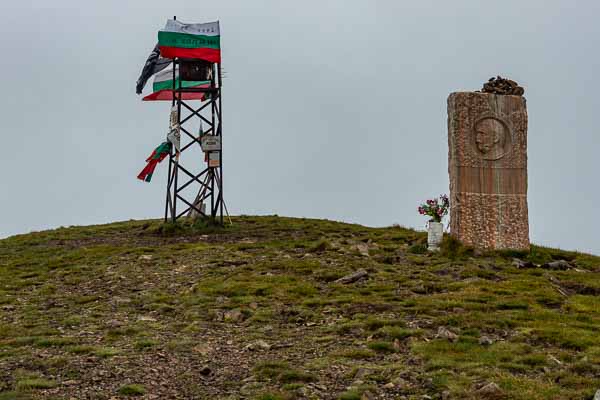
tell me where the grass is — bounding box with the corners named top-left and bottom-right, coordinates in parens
top-left (0, 216), bottom-right (598, 399)
top-left (15, 378), bottom-right (57, 390)
top-left (254, 361), bottom-right (316, 384)
top-left (367, 341), bottom-right (395, 353)
top-left (118, 384), bottom-right (146, 395)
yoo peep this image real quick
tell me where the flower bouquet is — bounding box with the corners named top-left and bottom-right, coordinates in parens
top-left (418, 195), bottom-right (449, 251)
top-left (418, 194), bottom-right (449, 223)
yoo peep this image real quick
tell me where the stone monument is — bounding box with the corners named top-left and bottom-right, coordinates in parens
top-left (448, 78), bottom-right (529, 250)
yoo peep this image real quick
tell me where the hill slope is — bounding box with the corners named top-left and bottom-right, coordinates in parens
top-left (0, 216), bottom-right (599, 400)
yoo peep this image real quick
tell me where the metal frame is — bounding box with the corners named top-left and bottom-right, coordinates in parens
top-left (164, 58), bottom-right (224, 225)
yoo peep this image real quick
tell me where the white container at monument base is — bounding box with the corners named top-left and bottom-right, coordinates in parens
top-left (427, 221), bottom-right (443, 251)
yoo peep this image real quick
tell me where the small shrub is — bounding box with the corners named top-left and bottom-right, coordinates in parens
top-left (35, 337), bottom-right (77, 348)
top-left (439, 235), bottom-right (472, 259)
top-left (310, 240), bottom-right (331, 253)
top-left (254, 361), bottom-right (315, 384)
top-left (152, 219), bottom-right (224, 237)
top-left (496, 301), bottom-right (529, 310)
top-left (279, 370), bottom-right (316, 383)
top-left (94, 347), bottom-right (120, 358)
top-left (525, 246), bottom-right (553, 265)
top-left (363, 317), bottom-right (405, 331)
top-left (118, 384), bottom-right (146, 396)
top-left (408, 243), bottom-right (427, 254)
top-left (376, 326), bottom-right (418, 340)
top-left (339, 390), bottom-right (362, 400)
top-left (16, 378), bottom-right (56, 390)
top-left (337, 348), bottom-right (376, 360)
top-left (134, 339), bottom-right (157, 350)
top-left (67, 345), bottom-right (96, 354)
top-left (367, 341), bottom-right (395, 353)
top-left (254, 361), bottom-right (290, 379)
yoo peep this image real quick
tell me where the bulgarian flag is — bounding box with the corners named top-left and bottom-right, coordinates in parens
top-left (137, 141), bottom-right (171, 182)
top-left (142, 67), bottom-right (211, 101)
top-left (158, 20), bottom-right (221, 63)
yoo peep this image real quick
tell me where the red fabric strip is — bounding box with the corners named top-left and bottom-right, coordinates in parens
top-left (158, 46), bottom-right (221, 63)
top-left (142, 89), bottom-right (207, 102)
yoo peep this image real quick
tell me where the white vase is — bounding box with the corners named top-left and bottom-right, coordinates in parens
top-left (427, 221), bottom-right (443, 251)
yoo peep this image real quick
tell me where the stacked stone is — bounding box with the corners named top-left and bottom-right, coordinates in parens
top-left (481, 76), bottom-right (525, 96)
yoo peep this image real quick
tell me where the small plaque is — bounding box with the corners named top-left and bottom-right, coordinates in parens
top-left (200, 135), bottom-right (221, 152)
top-left (208, 152), bottom-right (220, 167)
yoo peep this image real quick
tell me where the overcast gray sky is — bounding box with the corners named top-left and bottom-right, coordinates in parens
top-left (0, 0), bottom-right (598, 255)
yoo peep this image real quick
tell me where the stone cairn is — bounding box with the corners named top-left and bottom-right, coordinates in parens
top-left (480, 76), bottom-right (525, 96)
top-left (447, 77), bottom-right (530, 251)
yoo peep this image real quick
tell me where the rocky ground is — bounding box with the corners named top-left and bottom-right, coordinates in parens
top-left (0, 216), bottom-right (599, 399)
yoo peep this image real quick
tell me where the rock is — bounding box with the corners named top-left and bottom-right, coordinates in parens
top-left (480, 76), bottom-right (525, 96)
top-left (541, 260), bottom-right (573, 270)
top-left (244, 339), bottom-right (271, 351)
top-left (436, 327), bottom-right (458, 342)
top-left (215, 296), bottom-right (229, 304)
top-left (138, 316), bottom-right (157, 322)
top-left (199, 366), bottom-right (212, 376)
top-left (335, 269), bottom-right (368, 284)
top-left (106, 319), bottom-right (123, 328)
top-left (594, 389), bottom-right (600, 400)
top-left (249, 302), bottom-right (258, 310)
top-left (512, 258), bottom-right (536, 269)
top-left (393, 338), bottom-right (401, 350)
top-left (479, 336), bottom-right (494, 346)
top-left (392, 377), bottom-right (409, 388)
top-left (62, 380), bottom-right (78, 386)
top-left (192, 344), bottom-right (212, 355)
top-left (441, 390), bottom-right (451, 400)
top-left (138, 254), bottom-right (153, 260)
top-left (384, 382), bottom-right (395, 389)
top-left (477, 382), bottom-right (503, 397)
top-left (355, 243), bottom-right (370, 256)
top-left (354, 368), bottom-right (371, 380)
top-left (114, 296), bottom-right (132, 304)
top-left (224, 309), bottom-right (244, 323)
top-left (548, 354), bottom-right (563, 365)
top-left (213, 311), bottom-right (225, 321)
top-left (412, 285), bottom-right (427, 294)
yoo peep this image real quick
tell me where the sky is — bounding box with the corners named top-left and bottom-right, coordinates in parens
top-left (0, 0), bottom-right (598, 255)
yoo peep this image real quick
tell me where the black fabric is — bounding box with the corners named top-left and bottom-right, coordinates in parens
top-left (136, 44), bottom-right (172, 94)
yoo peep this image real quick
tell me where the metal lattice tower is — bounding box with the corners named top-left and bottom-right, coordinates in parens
top-left (164, 59), bottom-right (223, 224)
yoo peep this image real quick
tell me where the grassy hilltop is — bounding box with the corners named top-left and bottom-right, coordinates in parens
top-left (0, 216), bottom-right (599, 400)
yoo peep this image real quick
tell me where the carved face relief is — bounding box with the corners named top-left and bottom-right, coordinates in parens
top-left (472, 117), bottom-right (511, 160)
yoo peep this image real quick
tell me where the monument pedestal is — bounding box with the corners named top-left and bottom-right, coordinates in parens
top-left (448, 92), bottom-right (529, 250)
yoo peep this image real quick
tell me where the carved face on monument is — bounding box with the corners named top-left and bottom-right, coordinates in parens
top-left (473, 117), bottom-right (511, 160)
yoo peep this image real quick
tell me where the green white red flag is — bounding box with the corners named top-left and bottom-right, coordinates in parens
top-left (142, 67), bottom-right (210, 101)
top-left (158, 20), bottom-right (221, 63)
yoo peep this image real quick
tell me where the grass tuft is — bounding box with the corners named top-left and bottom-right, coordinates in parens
top-left (118, 384), bottom-right (146, 396)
